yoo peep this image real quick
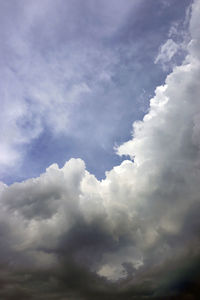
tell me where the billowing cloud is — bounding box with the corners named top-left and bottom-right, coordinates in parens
top-left (1, 0), bottom-right (200, 299)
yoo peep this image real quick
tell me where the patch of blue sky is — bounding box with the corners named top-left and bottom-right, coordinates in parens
top-left (0, 0), bottom-right (192, 183)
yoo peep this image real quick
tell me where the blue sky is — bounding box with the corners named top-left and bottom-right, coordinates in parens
top-left (0, 0), bottom-right (190, 183)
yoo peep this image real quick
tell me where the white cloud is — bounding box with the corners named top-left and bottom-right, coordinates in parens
top-left (155, 6), bottom-right (192, 71)
top-left (154, 39), bottom-right (180, 69)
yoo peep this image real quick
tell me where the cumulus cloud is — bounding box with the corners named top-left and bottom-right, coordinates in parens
top-left (1, 0), bottom-right (200, 299)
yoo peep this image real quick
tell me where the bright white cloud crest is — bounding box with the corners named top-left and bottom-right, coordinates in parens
top-left (0, 0), bottom-right (200, 299)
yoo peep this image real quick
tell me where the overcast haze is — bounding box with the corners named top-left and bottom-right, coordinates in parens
top-left (1, 0), bottom-right (200, 299)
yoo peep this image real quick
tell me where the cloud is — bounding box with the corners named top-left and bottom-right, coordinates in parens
top-left (154, 3), bottom-right (192, 71)
top-left (154, 39), bottom-right (179, 68)
top-left (1, 0), bottom-right (200, 299)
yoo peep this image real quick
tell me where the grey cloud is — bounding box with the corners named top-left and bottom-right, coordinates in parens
top-left (1, 0), bottom-right (200, 299)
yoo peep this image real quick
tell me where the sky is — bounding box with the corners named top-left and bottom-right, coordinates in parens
top-left (1, 0), bottom-right (200, 299)
top-left (0, 0), bottom-right (191, 183)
